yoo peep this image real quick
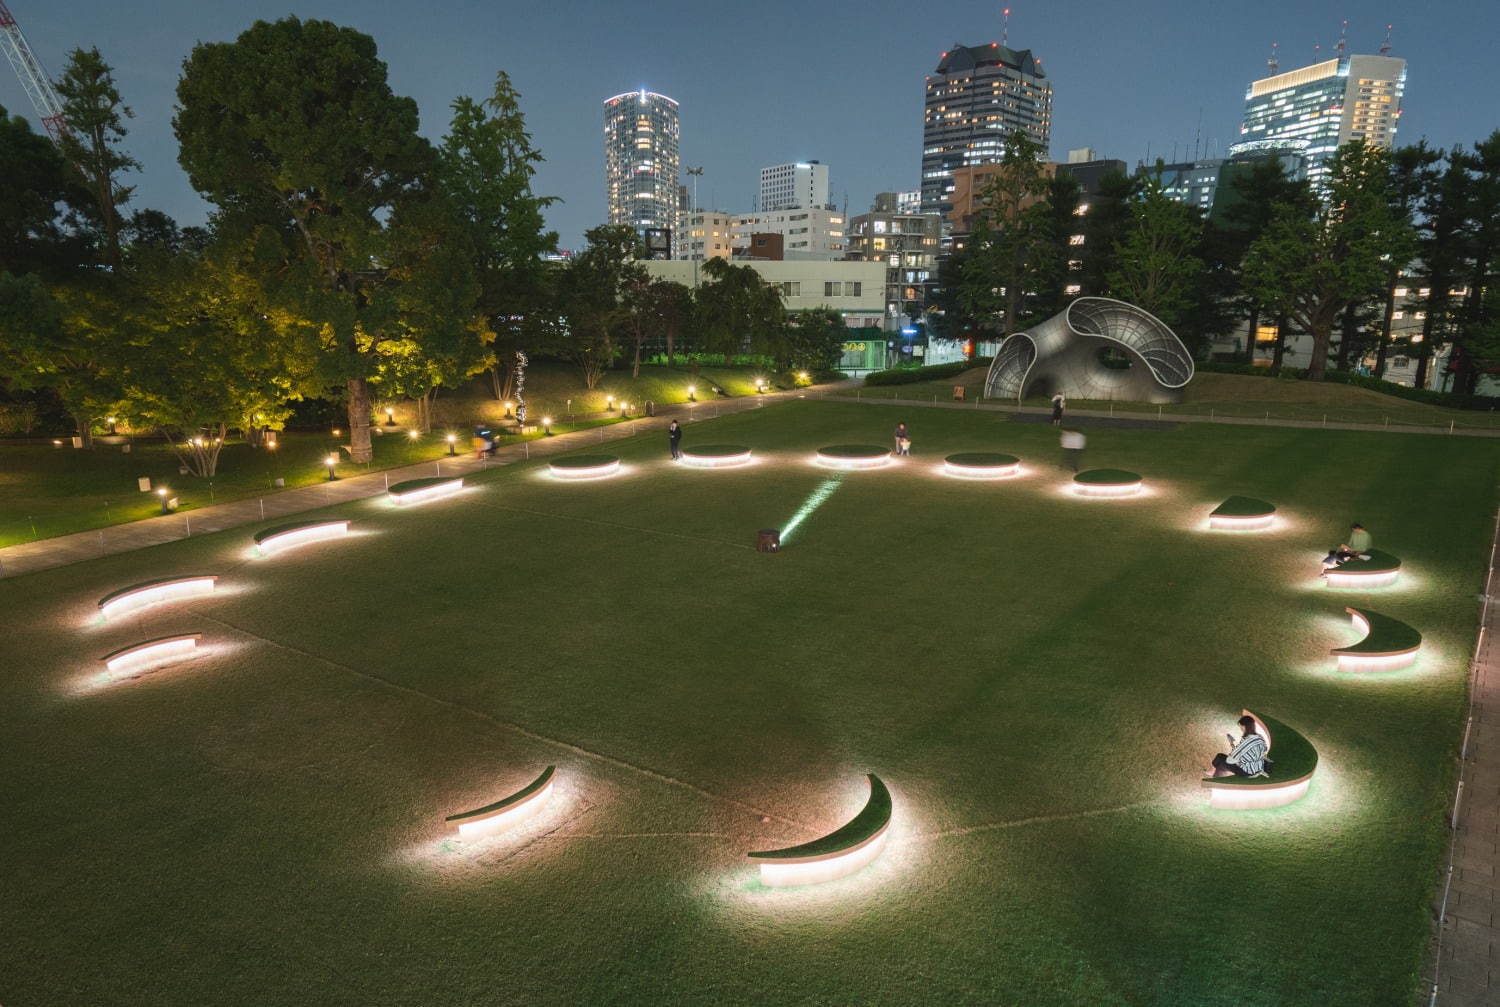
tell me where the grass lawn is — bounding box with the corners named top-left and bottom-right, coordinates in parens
top-left (0, 417), bottom-right (621, 548)
top-left (2, 400), bottom-right (1495, 1004)
top-left (855, 367), bottom-right (1500, 431)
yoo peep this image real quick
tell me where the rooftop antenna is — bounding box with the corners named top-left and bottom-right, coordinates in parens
top-left (1335, 19), bottom-right (1348, 54)
top-left (1267, 42), bottom-right (1279, 73)
top-left (1002, 7), bottom-right (1010, 48)
top-left (1313, 42), bottom-right (1322, 61)
top-left (1379, 24), bottom-right (1393, 55)
top-left (1194, 107), bottom-right (1203, 160)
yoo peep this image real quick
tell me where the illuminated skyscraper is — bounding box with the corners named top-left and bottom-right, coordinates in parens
top-left (603, 89), bottom-right (682, 253)
top-left (920, 43), bottom-right (1052, 222)
top-left (1234, 53), bottom-right (1405, 188)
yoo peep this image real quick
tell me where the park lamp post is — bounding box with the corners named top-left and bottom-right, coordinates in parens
top-left (407, 429), bottom-right (420, 442)
top-left (797, 371), bottom-right (810, 385)
top-left (543, 416), bottom-right (553, 435)
top-left (446, 433), bottom-right (457, 456)
top-left (755, 377), bottom-right (767, 394)
top-left (156, 487), bottom-right (170, 514)
top-left (606, 394), bottom-right (616, 412)
top-left (687, 384), bottom-right (697, 402)
top-left (504, 401), bottom-right (514, 418)
top-left (324, 453), bottom-right (338, 481)
top-left (106, 415), bottom-right (117, 434)
top-left (384, 407), bottom-right (397, 427)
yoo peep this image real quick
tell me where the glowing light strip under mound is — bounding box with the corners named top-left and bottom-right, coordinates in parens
top-left (103, 634), bottom-right (201, 674)
top-left (549, 459), bottom-right (621, 479)
top-left (448, 775), bottom-right (555, 838)
top-left (1073, 480), bottom-right (1142, 497)
top-left (814, 451), bottom-right (889, 470)
top-left (1209, 513), bottom-right (1275, 530)
top-left (99, 577), bottom-right (217, 620)
top-left (943, 460), bottom-right (1020, 479)
top-left (1324, 567), bottom-right (1399, 589)
top-left (681, 449), bottom-right (753, 468)
top-left (256, 520), bottom-right (350, 554)
top-left (755, 826), bottom-right (890, 887)
top-left (390, 478), bottom-right (465, 505)
top-left (1335, 611), bottom-right (1419, 672)
top-left (1204, 775), bottom-right (1312, 810)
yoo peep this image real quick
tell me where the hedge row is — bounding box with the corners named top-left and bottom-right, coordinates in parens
top-left (1195, 361), bottom-right (1500, 412)
top-left (863, 358), bottom-right (993, 387)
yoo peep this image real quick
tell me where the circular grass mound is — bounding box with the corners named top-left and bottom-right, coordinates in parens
top-left (1211, 496), bottom-right (1276, 518)
top-left (682, 444), bottom-right (751, 458)
top-left (945, 452), bottom-right (1020, 468)
top-left (817, 444), bottom-right (889, 459)
top-left (549, 455), bottom-right (621, 479)
top-left (388, 476), bottom-right (459, 495)
top-left (1073, 468), bottom-right (1142, 486)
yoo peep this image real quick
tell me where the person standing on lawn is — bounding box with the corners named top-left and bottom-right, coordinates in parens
top-left (1051, 392), bottom-right (1066, 426)
top-left (894, 421), bottom-right (912, 456)
top-left (1060, 428), bottom-right (1085, 472)
top-left (668, 420), bottom-right (683, 460)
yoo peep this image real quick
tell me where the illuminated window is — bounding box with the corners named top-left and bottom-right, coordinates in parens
top-left (1064, 284), bottom-right (1081, 295)
top-left (1069, 234), bottom-right (1086, 246)
top-left (1393, 287), bottom-right (1407, 297)
top-left (1419, 287), bottom-right (1431, 296)
top-left (1392, 310), bottom-right (1404, 319)
top-left (1255, 325), bottom-right (1278, 344)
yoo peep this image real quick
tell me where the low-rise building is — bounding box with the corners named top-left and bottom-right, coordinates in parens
top-left (844, 192), bottom-right (943, 330)
top-left (678, 210), bottom-right (737, 261)
top-left (642, 258), bottom-right (885, 328)
top-left (731, 207), bottom-right (845, 259)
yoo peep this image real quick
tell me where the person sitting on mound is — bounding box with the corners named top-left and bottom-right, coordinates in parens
top-left (1207, 715), bottom-right (1270, 778)
top-left (1321, 522), bottom-right (1373, 571)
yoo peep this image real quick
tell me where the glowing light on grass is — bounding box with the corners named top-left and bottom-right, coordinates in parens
top-left (255, 520), bottom-right (350, 555)
top-left (1324, 567), bottom-right (1400, 588)
top-left (98, 576), bottom-right (217, 620)
top-left (549, 456), bottom-right (621, 480)
top-left (780, 477), bottom-right (842, 543)
top-left (103, 634), bottom-right (201, 675)
top-left (1333, 609), bottom-right (1421, 672)
top-left (389, 477), bottom-right (465, 505)
top-left (446, 766), bottom-right (557, 839)
top-left (748, 775), bottom-right (893, 887)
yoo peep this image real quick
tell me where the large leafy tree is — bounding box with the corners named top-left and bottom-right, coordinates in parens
top-left (438, 72), bottom-right (558, 402)
top-left (1026, 172), bottom-right (1081, 321)
top-left (1451, 132), bottom-right (1500, 392)
top-left (558, 225), bottom-right (644, 388)
top-left (782, 307), bottom-right (846, 373)
top-left (695, 256), bottom-right (785, 363)
top-left (1242, 142), bottom-right (1411, 380)
top-left (1366, 143), bottom-right (1438, 376)
top-left (962, 131), bottom-right (1053, 334)
top-left (55, 47), bottom-right (139, 271)
top-left (1078, 169), bottom-right (1135, 298)
top-left (1213, 157), bottom-right (1312, 363)
top-left (622, 276), bottom-right (693, 377)
top-left (1408, 153), bottom-right (1471, 389)
top-left (0, 104), bottom-right (89, 276)
top-left (1107, 170), bottom-right (1204, 334)
top-left (175, 16), bottom-right (469, 463)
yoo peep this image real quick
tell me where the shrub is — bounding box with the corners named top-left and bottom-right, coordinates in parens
top-left (863, 358), bottom-right (993, 387)
top-left (1192, 362), bottom-right (1500, 411)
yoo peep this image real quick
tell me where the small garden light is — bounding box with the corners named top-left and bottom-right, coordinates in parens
top-left (606, 395), bottom-right (616, 411)
top-left (106, 415), bottom-right (117, 433)
top-left (446, 433), bottom-right (457, 455)
top-left (798, 371), bottom-right (810, 384)
top-left (687, 384), bottom-right (697, 402)
top-left (156, 487), bottom-right (170, 514)
top-left (324, 453), bottom-right (338, 481)
top-left (384, 407), bottom-right (396, 426)
top-left (332, 428), bottom-right (342, 437)
top-left (543, 416), bottom-right (553, 435)
top-left (407, 429), bottom-right (420, 441)
top-left (504, 401), bottom-right (514, 418)
top-left (755, 378), bottom-right (767, 394)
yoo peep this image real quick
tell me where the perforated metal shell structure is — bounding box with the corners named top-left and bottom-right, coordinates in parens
top-left (983, 298), bottom-right (1194, 404)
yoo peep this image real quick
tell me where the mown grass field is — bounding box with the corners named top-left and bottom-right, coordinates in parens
top-left (2, 400), bottom-right (1495, 1005)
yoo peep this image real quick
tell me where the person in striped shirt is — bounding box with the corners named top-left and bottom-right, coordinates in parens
top-left (1207, 715), bottom-right (1269, 778)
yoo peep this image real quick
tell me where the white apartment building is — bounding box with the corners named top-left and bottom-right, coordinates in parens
top-left (678, 210), bottom-right (737, 261)
top-left (733, 207), bottom-right (845, 259)
top-left (642, 258), bottom-right (885, 328)
top-left (759, 161), bottom-right (831, 212)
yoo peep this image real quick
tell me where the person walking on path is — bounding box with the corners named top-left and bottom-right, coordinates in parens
top-left (1060, 428), bottom-right (1086, 472)
top-left (1051, 392), bottom-right (1066, 426)
top-left (668, 420), bottom-right (683, 460)
top-left (894, 422), bottom-right (912, 456)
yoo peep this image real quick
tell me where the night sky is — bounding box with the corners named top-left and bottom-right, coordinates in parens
top-left (3, 0), bottom-right (1495, 250)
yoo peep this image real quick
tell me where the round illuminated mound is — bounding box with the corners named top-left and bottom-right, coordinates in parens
top-left (548, 454), bottom-right (621, 477)
top-left (388, 476), bottom-right (459, 496)
top-left (1211, 495), bottom-right (1276, 518)
top-left (817, 444), bottom-right (890, 460)
top-left (252, 519), bottom-right (348, 546)
top-left (680, 444), bottom-right (752, 466)
top-left (1074, 469), bottom-right (1141, 487)
top-left (944, 452), bottom-right (1020, 478)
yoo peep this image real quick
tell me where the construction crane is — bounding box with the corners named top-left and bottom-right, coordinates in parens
top-left (0, 0), bottom-right (66, 143)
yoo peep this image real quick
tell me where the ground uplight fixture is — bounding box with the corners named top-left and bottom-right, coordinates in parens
top-left (325, 454), bottom-right (338, 481)
top-left (446, 433), bottom-right (457, 456)
top-left (407, 429), bottom-right (420, 441)
top-left (384, 407), bottom-right (396, 426)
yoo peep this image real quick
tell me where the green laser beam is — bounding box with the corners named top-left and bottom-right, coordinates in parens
top-left (780, 477), bottom-right (843, 543)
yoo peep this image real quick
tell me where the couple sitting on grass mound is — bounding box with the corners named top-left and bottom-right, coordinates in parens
top-left (1321, 522), bottom-right (1373, 571)
top-left (1207, 715), bottom-right (1272, 780)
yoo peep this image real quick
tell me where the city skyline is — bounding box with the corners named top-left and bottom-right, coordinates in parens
top-left (1, 0), bottom-right (1493, 251)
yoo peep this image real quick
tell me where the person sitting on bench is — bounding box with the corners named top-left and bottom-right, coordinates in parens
top-left (1207, 715), bottom-right (1269, 778)
top-left (1322, 522), bottom-right (1372, 570)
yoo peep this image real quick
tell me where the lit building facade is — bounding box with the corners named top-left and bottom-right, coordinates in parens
top-left (920, 42), bottom-right (1052, 223)
top-left (760, 161), bottom-right (830, 211)
top-left (1237, 53), bottom-right (1405, 187)
top-left (845, 193), bottom-right (942, 330)
top-left (603, 90), bottom-right (683, 253)
top-left (679, 210), bottom-right (737, 261)
top-left (642, 258), bottom-right (885, 328)
top-left (732, 207), bottom-right (845, 260)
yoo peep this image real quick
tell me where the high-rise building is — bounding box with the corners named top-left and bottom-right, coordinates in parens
top-left (1236, 52), bottom-right (1405, 187)
top-left (603, 89), bottom-right (682, 253)
top-left (920, 42), bottom-right (1053, 222)
top-left (760, 161), bottom-right (831, 211)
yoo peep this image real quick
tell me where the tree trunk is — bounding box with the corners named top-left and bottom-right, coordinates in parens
top-left (632, 338), bottom-right (643, 378)
top-left (1413, 306), bottom-right (1439, 390)
top-left (418, 388), bottom-right (437, 433)
top-left (1306, 322), bottom-right (1332, 381)
top-left (1271, 315), bottom-right (1288, 371)
top-left (1243, 304), bottom-right (1259, 364)
top-left (73, 413), bottom-right (94, 449)
top-left (347, 377), bottom-right (373, 463)
top-left (1373, 277), bottom-right (1397, 378)
top-left (1335, 301), bottom-right (1358, 372)
top-left (666, 328), bottom-right (675, 366)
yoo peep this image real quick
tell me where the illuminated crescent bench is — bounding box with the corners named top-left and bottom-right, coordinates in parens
top-left (445, 766), bottom-right (556, 838)
top-left (815, 445), bottom-right (891, 470)
top-left (102, 634), bottom-right (202, 675)
top-left (1072, 469), bottom-right (1143, 497)
top-left (1201, 710), bottom-right (1318, 810)
top-left (98, 576), bottom-right (217, 620)
top-left (1209, 496), bottom-right (1276, 530)
top-left (747, 774), bottom-right (892, 887)
top-left (388, 476), bottom-right (465, 505)
top-left (1332, 607), bottom-right (1421, 672)
top-left (253, 519), bottom-right (350, 555)
top-left (1324, 549), bottom-right (1402, 588)
top-left (943, 452), bottom-right (1020, 479)
top-left (680, 444), bottom-right (753, 467)
top-left (548, 455), bottom-right (621, 479)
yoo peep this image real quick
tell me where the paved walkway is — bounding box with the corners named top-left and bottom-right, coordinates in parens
top-left (831, 391), bottom-right (1500, 438)
top-left (0, 385), bottom-right (842, 580)
top-left (1427, 510), bottom-right (1500, 1005)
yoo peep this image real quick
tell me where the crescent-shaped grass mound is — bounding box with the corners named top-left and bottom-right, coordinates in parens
top-left (748, 774), bottom-right (892, 860)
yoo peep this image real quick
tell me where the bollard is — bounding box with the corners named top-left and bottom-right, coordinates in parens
top-left (98, 531), bottom-right (105, 554)
top-left (524, 442), bottom-right (530, 460)
top-left (260, 498), bottom-right (265, 520)
top-left (185, 515), bottom-right (191, 536)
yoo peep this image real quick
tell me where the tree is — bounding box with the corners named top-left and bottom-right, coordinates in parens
top-left (622, 276), bottom-right (692, 377)
top-left (1026, 172), bottom-right (1081, 321)
top-left (1214, 156), bottom-right (1312, 363)
top-left (1410, 153), bottom-right (1471, 389)
top-left (695, 256), bottom-right (784, 363)
top-left (1451, 132), bottom-right (1500, 393)
top-left (1106, 170), bottom-right (1204, 334)
top-left (1242, 142), bottom-right (1411, 381)
top-left (963, 131), bottom-right (1053, 333)
top-left (0, 104), bottom-right (89, 276)
top-left (1368, 143), bottom-right (1438, 376)
top-left (558, 225), bottom-right (644, 388)
top-left (1079, 170), bottom-right (1136, 298)
top-left (55, 47), bottom-right (139, 271)
top-left (438, 72), bottom-right (558, 403)
top-left (783, 307), bottom-right (846, 373)
top-left (175, 16), bottom-right (468, 463)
